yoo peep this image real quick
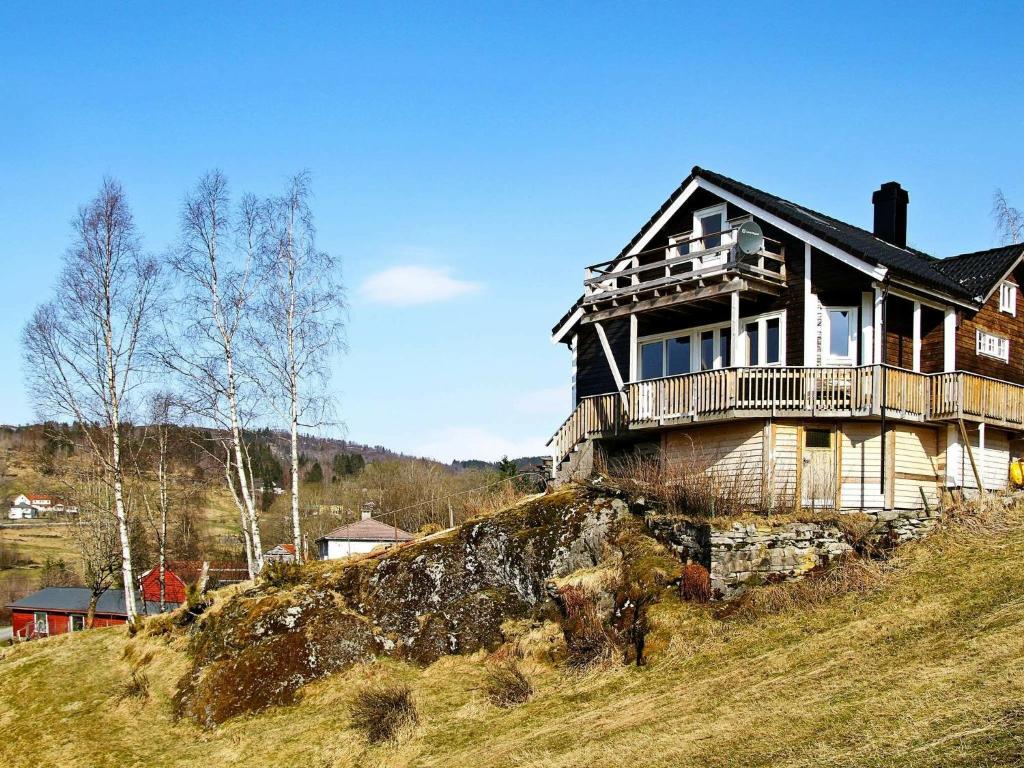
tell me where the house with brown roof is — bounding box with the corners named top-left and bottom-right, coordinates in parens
top-left (316, 510), bottom-right (414, 560)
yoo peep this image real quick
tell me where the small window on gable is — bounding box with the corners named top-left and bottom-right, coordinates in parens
top-left (1000, 282), bottom-right (1017, 315)
top-left (976, 329), bottom-right (1010, 362)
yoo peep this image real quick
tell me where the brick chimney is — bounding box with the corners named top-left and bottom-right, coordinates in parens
top-left (872, 181), bottom-right (909, 248)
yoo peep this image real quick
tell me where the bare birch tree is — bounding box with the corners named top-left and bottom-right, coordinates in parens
top-left (162, 171), bottom-right (266, 573)
top-left (994, 190), bottom-right (1024, 244)
top-left (136, 393), bottom-right (174, 612)
top-left (252, 172), bottom-right (346, 563)
top-left (22, 179), bottom-right (158, 628)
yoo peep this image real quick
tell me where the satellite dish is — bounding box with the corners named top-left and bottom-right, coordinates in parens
top-left (737, 221), bottom-right (764, 256)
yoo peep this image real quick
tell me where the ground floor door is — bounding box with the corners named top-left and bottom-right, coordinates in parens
top-left (801, 426), bottom-right (836, 507)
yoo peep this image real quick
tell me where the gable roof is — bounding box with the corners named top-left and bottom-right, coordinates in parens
top-left (930, 243), bottom-right (1024, 303)
top-left (691, 167), bottom-right (978, 296)
top-left (6, 587), bottom-right (162, 616)
top-left (266, 543), bottom-right (296, 555)
top-left (318, 517), bottom-right (414, 543)
top-left (554, 166), bottom-right (1024, 338)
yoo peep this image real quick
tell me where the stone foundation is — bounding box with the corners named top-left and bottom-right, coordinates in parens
top-left (646, 506), bottom-right (940, 599)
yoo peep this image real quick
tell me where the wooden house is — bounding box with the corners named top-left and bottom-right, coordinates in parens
top-left (138, 560), bottom-right (249, 605)
top-left (549, 167), bottom-right (1024, 510)
top-left (7, 588), bottom-right (161, 641)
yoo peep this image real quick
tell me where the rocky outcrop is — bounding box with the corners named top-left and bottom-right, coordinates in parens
top-left (173, 487), bottom-right (670, 727)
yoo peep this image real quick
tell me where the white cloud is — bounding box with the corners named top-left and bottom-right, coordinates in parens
top-left (360, 265), bottom-right (482, 306)
top-left (512, 386), bottom-right (571, 416)
top-left (413, 426), bottom-right (548, 464)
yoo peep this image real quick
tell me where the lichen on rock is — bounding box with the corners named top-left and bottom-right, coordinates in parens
top-left (173, 486), bottom-right (659, 726)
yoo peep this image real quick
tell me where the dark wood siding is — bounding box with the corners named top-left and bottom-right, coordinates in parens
top-left (919, 305), bottom-right (945, 374)
top-left (576, 319), bottom-right (630, 402)
top-left (956, 268), bottom-right (1024, 383)
top-left (884, 295), bottom-right (915, 370)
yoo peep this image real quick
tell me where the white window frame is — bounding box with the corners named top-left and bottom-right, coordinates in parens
top-left (636, 310), bottom-right (785, 379)
top-left (692, 204), bottom-right (730, 266)
top-left (823, 306), bottom-right (858, 366)
top-left (976, 329), bottom-right (1010, 362)
top-left (743, 310), bottom-right (786, 367)
top-left (638, 319), bottom-right (731, 380)
top-left (69, 614), bottom-right (85, 632)
top-left (999, 282), bottom-right (1017, 315)
top-left (33, 612), bottom-right (48, 635)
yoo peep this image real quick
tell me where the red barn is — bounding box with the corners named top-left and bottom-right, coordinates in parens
top-left (138, 560), bottom-right (250, 603)
top-left (138, 566), bottom-right (189, 604)
top-left (6, 588), bottom-right (161, 641)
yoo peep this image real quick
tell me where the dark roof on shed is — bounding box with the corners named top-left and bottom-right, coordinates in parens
top-left (318, 517), bottom-right (414, 543)
top-left (6, 587), bottom-right (162, 616)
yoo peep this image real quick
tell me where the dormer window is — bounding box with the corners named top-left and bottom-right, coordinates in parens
top-left (999, 282), bottom-right (1017, 315)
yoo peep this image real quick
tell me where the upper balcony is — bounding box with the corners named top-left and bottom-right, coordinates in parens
top-left (582, 216), bottom-right (787, 319)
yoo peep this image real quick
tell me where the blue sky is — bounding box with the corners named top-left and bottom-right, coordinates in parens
top-left (2, 2), bottom-right (1023, 461)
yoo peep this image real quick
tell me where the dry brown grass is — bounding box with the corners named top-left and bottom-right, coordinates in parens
top-left (482, 662), bottom-right (533, 708)
top-left (349, 682), bottom-right (419, 744)
top-left (722, 555), bottom-right (893, 620)
top-left (599, 450), bottom-right (796, 520)
top-left (2, 496), bottom-right (1024, 767)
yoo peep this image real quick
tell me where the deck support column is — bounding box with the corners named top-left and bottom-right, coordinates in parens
top-left (730, 290), bottom-right (741, 366)
top-left (943, 307), bottom-right (956, 372)
top-left (628, 315), bottom-right (638, 382)
top-left (873, 286), bottom-right (884, 365)
top-left (594, 321), bottom-right (629, 410)
top-left (912, 300), bottom-right (922, 372)
top-left (803, 243), bottom-right (816, 365)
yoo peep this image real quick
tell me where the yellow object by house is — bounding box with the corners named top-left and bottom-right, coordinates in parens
top-left (1010, 459), bottom-right (1024, 487)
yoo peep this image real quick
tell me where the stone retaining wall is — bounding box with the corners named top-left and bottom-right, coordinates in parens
top-left (646, 506), bottom-right (940, 599)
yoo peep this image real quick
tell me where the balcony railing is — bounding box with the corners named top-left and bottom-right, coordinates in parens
top-left (548, 366), bottom-right (1024, 464)
top-left (583, 216), bottom-right (786, 307)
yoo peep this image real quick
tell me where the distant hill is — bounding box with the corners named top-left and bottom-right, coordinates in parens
top-left (451, 456), bottom-right (548, 473)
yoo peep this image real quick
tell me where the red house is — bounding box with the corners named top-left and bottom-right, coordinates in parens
top-left (138, 560), bottom-right (250, 603)
top-left (6, 588), bottom-right (161, 641)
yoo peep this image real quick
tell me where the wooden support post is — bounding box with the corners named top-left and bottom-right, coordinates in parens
top-left (912, 300), bottom-right (922, 372)
top-left (594, 321), bottom-right (629, 410)
top-left (943, 307), bottom-right (956, 372)
top-left (803, 243), bottom-right (816, 365)
top-left (873, 286), bottom-right (884, 365)
top-left (958, 419), bottom-right (985, 493)
top-left (730, 290), bottom-right (741, 366)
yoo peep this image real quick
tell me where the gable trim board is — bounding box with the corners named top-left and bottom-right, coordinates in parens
top-left (695, 177), bottom-right (886, 282)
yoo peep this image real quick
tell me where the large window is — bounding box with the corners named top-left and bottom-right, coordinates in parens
top-left (34, 612), bottom-right (48, 635)
top-left (666, 336), bottom-right (691, 375)
top-left (638, 311), bottom-right (783, 380)
top-left (640, 341), bottom-right (664, 379)
top-left (824, 306), bottom-right (857, 365)
top-left (744, 312), bottom-right (784, 367)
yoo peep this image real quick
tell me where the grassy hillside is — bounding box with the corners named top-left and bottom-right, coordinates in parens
top-left (2, 496), bottom-right (1024, 767)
